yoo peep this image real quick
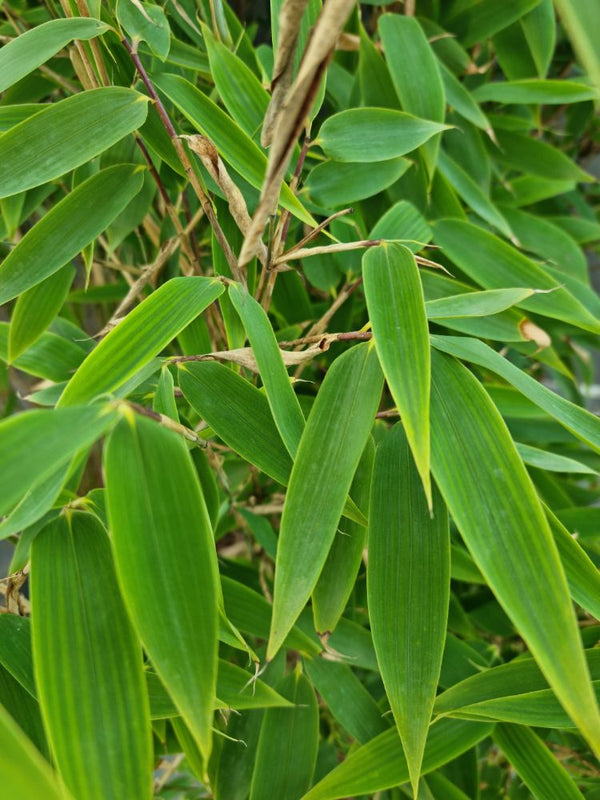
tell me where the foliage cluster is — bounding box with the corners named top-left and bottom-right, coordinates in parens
top-left (1, 0), bottom-right (600, 798)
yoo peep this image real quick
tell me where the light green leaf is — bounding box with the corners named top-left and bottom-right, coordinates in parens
top-left (473, 78), bottom-right (599, 104)
top-left (446, 0), bottom-right (548, 47)
top-left (0, 89), bottom-right (149, 199)
top-left (0, 17), bottom-right (109, 94)
top-left (0, 703), bottom-right (71, 800)
top-left (426, 287), bottom-right (535, 319)
top-left (0, 405), bottom-right (115, 517)
top-left (363, 243), bottom-right (431, 505)
top-left (305, 158), bottom-right (410, 208)
top-left (302, 718), bottom-right (493, 800)
top-left (268, 343), bottom-right (383, 659)
top-left (433, 219), bottom-right (600, 332)
top-left (520, 0), bottom-right (556, 77)
top-left (379, 15), bottom-right (445, 175)
top-left (491, 129), bottom-right (594, 182)
top-left (368, 424), bottom-right (449, 792)
top-left (438, 60), bottom-right (491, 132)
top-left (9, 265), bottom-right (74, 361)
top-left (431, 335), bottom-right (600, 453)
top-left (229, 283), bottom-right (305, 457)
top-left (369, 200), bottom-right (432, 251)
top-left (317, 108), bottom-right (448, 163)
top-left (104, 413), bottom-right (219, 761)
top-left (429, 348), bottom-right (600, 753)
top-left (58, 277), bottom-right (223, 406)
top-left (152, 72), bottom-right (313, 224)
top-left (31, 512), bottom-right (152, 800)
top-left (0, 165), bottom-right (144, 305)
top-left (554, 0), bottom-right (600, 97)
top-left (493, 723), bottom-right (585, 798)
top-left (249, 670), bottom-right (318, 800)
top-left (117, 0), bottom-right (170, 60)
top-left (517, 442), bottom-right (597, 473)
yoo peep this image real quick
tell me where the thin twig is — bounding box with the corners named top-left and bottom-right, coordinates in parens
top-left (127, 401), bottom-right (207, 447)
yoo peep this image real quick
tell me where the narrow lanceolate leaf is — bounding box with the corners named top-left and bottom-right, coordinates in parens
top-left (312, 438), bottom-right (374, 634)
top-left (368, 424), bottom-right (450, 793)
top-left (0, 703), bottom-right (71, 800)
top-left (8, 265), bottom-right (74, 361)
top-left (429, 349), bottom-right (600, 754)
top-left (249, 670), bottom-right (318, 800)
top-left (426, 288), bottom-right (535, 319)
top-left (268, 343), bottom-right (383, 660)
top-left (105, 413), bottom-right (219, 761)
top-left (554, 0), bottom-right (600, 98)
top-left (434, 219), bottom-right (600, 333)
top-left (31, 512), bottom-right (152, 800)
top-left (58, 277), bottom-right (223, 406)
top-left (379, 14), bottom-right (445, 174)
top-left (472, 78), bottom-right (599, 104)
top-left (229, 283), bottom-right (305, 457)
top-left (0, 166), bottom-right (144, 305)
top-left (316, 108), bottom-right (448, 162)
top-left (0, 405), bottom-right (115, 517)
top-left (493, 724), bottom-right (585, 800)
top-left (363, 243), bottom-right (431, 506)
top-left (302, 718), bottom-right (493, 800)
top-left (0, 89), bottom-right (149, 198)
top-left (0, 17), bottom-right (109, 94)
top-left (431, 335), bottom-right (600, 453)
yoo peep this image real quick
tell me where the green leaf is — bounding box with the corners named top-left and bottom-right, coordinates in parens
top-left (152, 72), bottom-right (313, 224)
top-left (473, 78), bottom-right (599, 104)
top-left (268, 343), bottom-right (383, 659)
top-left (312, 438), bottom-right (374, 634)
top-left (58, 277), bottom-right (223, 406)
top-left (363, 243), bottom-right (431, 505)
top-left (368, 424), bottom-right (449, 792)
top-left (0, 165), bottom-right (144, 305)
top-left (517, 442), bottom-right (597, 473)
top-left (0, 89), bottom-right (149, 199)
top-left (493, 723), bottom-right (585, 799)
top-left (8, 265), bottom-right (74, 361)
top-left (426, 287), bottom-right (535, 319)
top-left (229, 283), bottom-right (305, 457)
top-left (178, 360), bottom-right (292, 485)
top-left (431, 335), bottom-right (600, 453)
top-left (117, 1), bottom-right (170, 60)
top-left (491, 129), bottom-right (594, 182)
top-left (554, 0), bottom-right (600, 97)
top-left (446, 0), bottom-right (547, 47)
top-left (104, 413), bottom-right (219, 761)
top-left (249, 670), bottom-right (318, 800)
top-left (438, 60), bottom-right (492, 132)
top-left (369, 200), bottom-right (432, 251)
top-left (302, 718), bottom-right (493, 800)
top-left (0, 17), bottom-right (109, 94)
top-left (305, 158), bottom-right (410, 208)
top-left (0, 405), bottom-right (115, 518)
top-left (429, 348), bottom-right (600, 753)
top-left (0, 703), bottom-right (71, 800)
top-left (433, 219), bottom-right (600, 332)
top-left (317, 108), bottom-right (448, 163)
top-left (379, 15), bottom-right (445, 174)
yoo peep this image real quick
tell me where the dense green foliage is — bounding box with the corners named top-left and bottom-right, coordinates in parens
top-left (1, 0), bottom-right (600, 797)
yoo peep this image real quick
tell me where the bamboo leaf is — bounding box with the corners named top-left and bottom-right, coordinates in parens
top-left (446, 0), bottom-right (547, 47)
top-left (58, 277), bottom-right (223, 406)
top-left (368, 423), bottom-right (450, 793)
top-left (431, 335), bottom-right (600, 453)
top-left (0, 166), bottom-right (144, 305)
top-left (379, 15), bottom-right (445, 174)
top-left (117, 0), bottom-right (170, 60)
top-left (104, 413), bottom-right (219, 761)
top-left (249, 670), bottom-right (318, 800)
top-left (426, 287), bottom-right (535, 319)
top-left (0, 405), bottom-right (115, 518)
top-left (31, 511), bottom-right (152, 800)
top-left (0, 89), bottom-right (149, 198)
top-left (433, 219), bottom-right (600, 332)
top-left (363, 243), bottom-right (431, 505)
top-left (0, 703), bottom-right (71, 800)
top-left (493, 723), bottom-right (585, 799)
top-left (229, 283), bottom-right (305, 457)
top-left (429, 348), bottom-right (600, 753)
top-left (316, 108), bottom-right (449, 163)
top-left (554, 0), bottom-right (600, 97)
top-left (491, 129), bottom-right (594, 182)
top-left (0, 17), bottom-right (109, 94)
top-left (305, 158), bottom-right (409, 208)
top-left (268, 343), bottom-right (383, 659)
top-left (302, 718), bottom-right (493, 800)
top-left (152, 72), bottom-right (314, 224)
top-left (473, 78), bottom-right (599, 104)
